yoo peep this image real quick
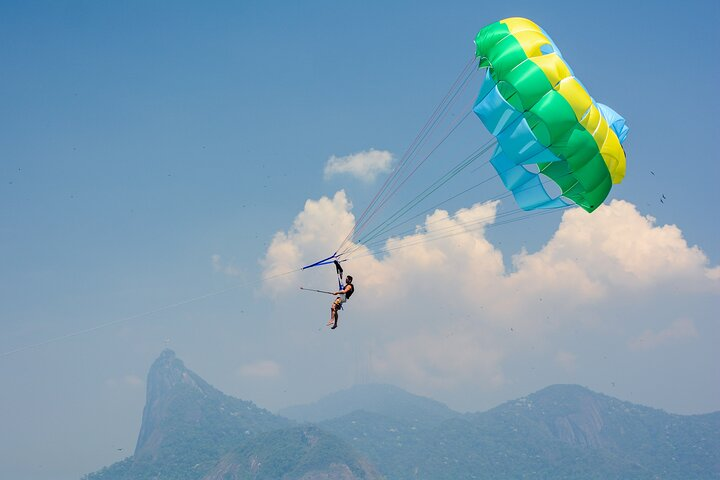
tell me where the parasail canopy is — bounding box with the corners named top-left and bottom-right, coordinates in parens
top-left (473, 17), bottom-right (628, 212)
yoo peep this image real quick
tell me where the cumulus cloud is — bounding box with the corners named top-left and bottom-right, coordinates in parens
top-left (261, 191), bottom-right (355, 293)
top-left (238, 360), bottom-right (281, 378)
top-left (513, 201), bottom-right (714, 290)
top-left (707, 266), bottom-right (720, 281)
top-left (211, 254), bottom-right (241, 277)
top-left (323, 149), bottom-right (393, 182)
top-left (629, 318), bottom-right (698, 351)
top-left (262, 193), bottom-right (718, 394)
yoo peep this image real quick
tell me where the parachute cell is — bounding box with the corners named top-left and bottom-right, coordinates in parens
top-left (473, 18), bottom-right (628, 212)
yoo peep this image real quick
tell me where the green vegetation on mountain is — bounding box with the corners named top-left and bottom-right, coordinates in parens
top-left (203, 425), bottom-right (379, 480)
top-left (85, 352), bottom-right (720, 480)
top-left (317, 384), bottom-right (720, 479)
top-left (85, 350), bottom-right (375, 480)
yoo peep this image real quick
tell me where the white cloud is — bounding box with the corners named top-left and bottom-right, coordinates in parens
top-left (707, 265), bottom-right (720, 281)
top-left (514, 201), bottom-right (714, 290)
top-left (262, 193), bottom-right (719, 395)
top-left (238, 360), bottom-right (281, 378)
top-left (211, 254), bottom-right (241, 277)
top-left (261, 191), bottom-right (355, 294)
top-left (629, 318), bottom-right (698, 351)
top-left (323, 149), bottom-right (393, 182)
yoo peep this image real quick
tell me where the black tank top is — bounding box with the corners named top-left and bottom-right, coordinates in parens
top-left (345, 284), bottom-right (354, 300)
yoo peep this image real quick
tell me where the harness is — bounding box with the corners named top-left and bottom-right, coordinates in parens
top-left (333, 260), bottom-right (354, 309)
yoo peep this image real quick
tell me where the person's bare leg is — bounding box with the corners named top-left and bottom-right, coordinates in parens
top-left (328, 303), bottom-right (337, 326)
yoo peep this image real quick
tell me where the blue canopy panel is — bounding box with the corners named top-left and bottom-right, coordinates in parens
top-left (474, 69), bottom-right (570, 211)
top-left (597, 103), bottom-right (629, 144)
top-left (490, 146), bottom-right (570, 210)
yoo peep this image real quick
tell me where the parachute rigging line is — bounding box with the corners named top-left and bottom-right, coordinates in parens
top-left (339, 168), bottom-right (579, 260)
top-left (349, 101), bottom-right (476, 245)
top-left (353, 161), bottom-right (502, 245)
top-left (336, 59), bottom-right (544, 260)
top-left (344, 136), bottom-right (497, 253)
top-left (359, 205), bottom-right (550, 254)
top-left (360, 161), bottom-right (579, 251)
top-left (336, 63), bottom-right (601, 262)
top-left (342, 205), bottom-right (573, 264)
top-left (343, 76), bottom-right (478, 249)
top-left (324, 17), bottom-right (630, 269)
top-left (336, 99), bottom-right (545, 259)
top-left (337, 55), bottom-right (477, 252)
top-left (336, 57), bottom-right (480, 255)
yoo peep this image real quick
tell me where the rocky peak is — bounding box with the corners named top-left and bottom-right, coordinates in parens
top-left (134, 350), bottom-right (224, 458)
top-left (144, 349), bottom-right (214, 401)
top-left (133, 350), bottom-right (291, 463)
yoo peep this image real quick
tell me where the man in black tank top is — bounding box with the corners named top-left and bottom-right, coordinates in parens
top-left (327, 275), bottom-right (354, 330)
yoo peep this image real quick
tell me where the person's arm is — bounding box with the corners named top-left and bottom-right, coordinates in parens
top-left (334, 285), bottom-right (351, 295)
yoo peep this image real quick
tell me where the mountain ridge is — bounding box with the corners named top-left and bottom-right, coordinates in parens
top-left (86, 350), bottom-right (377, 480)
top-left (278, 383), bottom-right (460, 426)
top-left (85, 350), bottom-right (720, 480)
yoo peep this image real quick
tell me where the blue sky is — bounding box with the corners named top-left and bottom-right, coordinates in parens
top-left (1, 1), bottom-right (719, 479)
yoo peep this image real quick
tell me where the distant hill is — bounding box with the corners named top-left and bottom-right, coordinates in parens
top-left (469, 384), bottom-right (720, 478)
top-left (317, 384), bottom-right (720, 479)
top-left (85, 350), bottom-right (720, 480)
top-left (278, 383), bottom-right (460, 426)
